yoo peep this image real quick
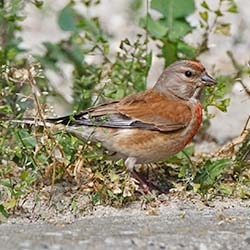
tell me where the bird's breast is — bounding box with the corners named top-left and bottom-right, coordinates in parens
top-left (183, 102), bottom-right (203, 145)
top-left (195, 103), bottom-right (203, 127)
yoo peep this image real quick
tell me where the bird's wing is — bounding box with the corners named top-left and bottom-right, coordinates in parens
top-left (47, 90), bottom-right (193, 132)
top-left (116, 89), bottom-right (192, 132)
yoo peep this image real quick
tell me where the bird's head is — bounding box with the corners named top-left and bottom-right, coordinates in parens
top-left (154, 60), bottom-right (216, 100)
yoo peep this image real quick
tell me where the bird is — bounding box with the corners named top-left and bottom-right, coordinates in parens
top-left (6, 60), bottom-right (217, 192)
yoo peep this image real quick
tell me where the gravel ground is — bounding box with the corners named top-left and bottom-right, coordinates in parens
top-left (1, 199), bottom-right (250, 250)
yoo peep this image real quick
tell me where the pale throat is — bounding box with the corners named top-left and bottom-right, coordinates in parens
top-left (191, 85), bottom-right (204, 100)
top-left (165, 84), bottom-right (202, 101)
top-left (154, 78), bottom-right (204, 101)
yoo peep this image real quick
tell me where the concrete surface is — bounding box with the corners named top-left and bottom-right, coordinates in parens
top-left (1, 201), bottom-right (250, 250)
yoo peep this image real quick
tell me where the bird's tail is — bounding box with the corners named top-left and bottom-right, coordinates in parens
top-left (0, 111), bottom-right (80, 128)
top-left (1, 116), bottom-right (56, 128)
top-left (1, 114), bottom-right (104, 147)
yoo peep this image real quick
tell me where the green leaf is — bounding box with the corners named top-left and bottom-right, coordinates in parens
top-left (193, 183), bottom-right (201, 192)
top-left (199, 11), bottom-right (208, 22)
top-left (151, 0), bottom-right (195, 19)
top-left (168, 20), bottom-right (193, 41)
top-left (216, 98), bottom-right (231, 112)
top-left (194, 159), bottom-right (231, 193)
top-left (0, 179), bottom-right (12, 188)
top-left (228, 3), bottom-right (238, 13)
top-left (110, 173), bottom-right (119, 182)
top-left (78, 17), bottom-right (101, 37)
top-left (0, 204), bottom-right (9, 218)
top-left (214, 23), bottom-right (231, 36)
top-left (130, 0), bottom-right (143, 11)
top-left (3, 199), bottom-right (16, 209)
top-left (58, 5), bottom-right (78, 31)
top-left (219, 183), bottom-right (234, 196)
top-left (0, 105), bottom-right (12, 113)
top-left (177, 41), bottom-right (196, 58)
top-left (7, 48), bottom-right (18, 60)
top-left (114, 88), bottom-right (125, 99)
top-left (182, 145), bottom-right (195, 156)
top-left (16, 130), bottom-right (36, 148)
top-left (67, 44), bottom-right (85, 68)
top-left (214, 9), bottom-right (223, 17)
top-left (201, 1), bottom-right (210, 10)
top-left (140, 15), bottom-right (167, 38)
top-left (161, 42), bottom-right (177, 66)
top-left (34, 0), bottom-right (44, 8)
top-left (20, 170), bottom-right (29, 181)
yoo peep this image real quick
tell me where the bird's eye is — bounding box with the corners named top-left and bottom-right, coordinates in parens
top-left (185, 70), bottom-right (192, 77)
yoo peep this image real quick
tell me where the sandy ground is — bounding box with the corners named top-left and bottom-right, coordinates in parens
top-left (1, 198), bottom-right (250, 250)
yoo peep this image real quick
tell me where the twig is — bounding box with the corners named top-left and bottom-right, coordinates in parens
top-left (240, 80), bottom-right (250, 97)
top-left (216, 116), bottom-right (250, 158)
top-left (27, 70), bottom-right (48, 129)
top-left (227, 51), bottom-right (250, 97)
top-left (197, 0), bottom-right (223, 55)
top-left (241, 115), bottom-right (250, 135)
top-left (26, 65), bottom-right (67, 197)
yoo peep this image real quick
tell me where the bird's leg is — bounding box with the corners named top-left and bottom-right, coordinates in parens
top-left (145, 163), bottom-right (150, 179)
top-left (125, 157), bottom-right (167, 193)
top-left (125, 157), bottom-right (148, 192)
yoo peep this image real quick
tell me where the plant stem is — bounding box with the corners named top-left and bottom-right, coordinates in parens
top-left (0, 0), bottom-right (7, 51)
top-left (0, 0), bottom-right (4, 8)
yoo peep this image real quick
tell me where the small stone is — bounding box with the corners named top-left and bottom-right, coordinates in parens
top-left (245, 237), bottom-right (250, 244)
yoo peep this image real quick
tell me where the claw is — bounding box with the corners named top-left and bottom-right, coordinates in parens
top-left (125, 157), bottom-right (170, 194)
top-left (132, 169), bottom-right (169, 194)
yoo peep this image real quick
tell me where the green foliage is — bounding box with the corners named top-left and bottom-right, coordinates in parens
top-left (234, 132), bottom-right (250, 174)
top-left (203, 76), bottom-right (231, 115)
top-left (100, 37), bottom-right (152, 100)
top-left (197, 0), bottom-right (238, 54)
top-left (36, 3), bottom-right (151, 111)
top-left (193, 158), bottom-right (231, 195)
top-left (36, 3), bottom-right (107, 110)
top-left (141, 0), bottom-right (195, 66)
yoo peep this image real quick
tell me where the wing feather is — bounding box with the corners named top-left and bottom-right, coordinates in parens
top-left (47, 89), bottom-right (192, 132)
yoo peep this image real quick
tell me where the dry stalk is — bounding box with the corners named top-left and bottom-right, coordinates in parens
top-left (216, 116), bottom-right (250, 158)
top-left (26, 65), bottom-right (65, 198)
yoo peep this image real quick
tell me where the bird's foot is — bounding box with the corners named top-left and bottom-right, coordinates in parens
top-left (131, 169), bottom-right (169, 194)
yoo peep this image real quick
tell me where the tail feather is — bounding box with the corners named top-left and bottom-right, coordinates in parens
top-left (1, 115), bottom-right (115, 147)
top-left (46, 116), bottom-right (75, 125)
top-left (46, 111), bottom-right (88, 126)
top-left (1, 111), bottom-right (79, 127)
top-left (2, 117), bottom-right (54, 128)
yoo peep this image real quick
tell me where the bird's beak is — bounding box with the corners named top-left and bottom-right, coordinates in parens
top-left (201, 73), bottom-right (217, 86)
